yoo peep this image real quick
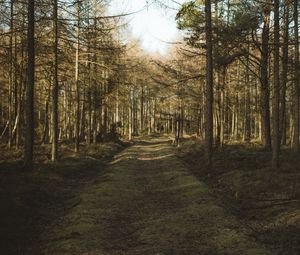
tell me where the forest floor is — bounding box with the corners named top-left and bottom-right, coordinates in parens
top-left (0, 141), bottom-right (128, 255)
top-left (0, 136), bottom-right (298, 254)
top-left (177, 137), bottom-right (300, 255)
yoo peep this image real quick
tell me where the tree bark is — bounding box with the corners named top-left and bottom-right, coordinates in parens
top-left (280, 1), bottom-right (289, 145)
top-left (293, 0), bottom-right (299, 152)
top-left (51, 0), bottom-right (59, 161)
top-left (205, 0), bottom-right (213, 169)
top-left (24, 0), bottom-right (35, 170)
top-left (260, 5), bottom-right (272, 150)
top-left (272, 0), bottom-right (280, 168)
top-left (74, 1), bottom-right (80, 152)
top-left (8, 0), bottom-right (14, 148)
top-left (244, 56), bottom-right (251, 142)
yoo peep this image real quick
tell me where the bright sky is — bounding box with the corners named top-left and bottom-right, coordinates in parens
top-left (109, 0), bottom-right (186, 55)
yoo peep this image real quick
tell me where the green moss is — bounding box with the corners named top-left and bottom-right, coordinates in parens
top-left (39, 139), bottom-right (272, 254)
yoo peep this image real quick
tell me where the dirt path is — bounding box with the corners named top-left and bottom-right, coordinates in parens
top-left (42, 138), bottom-right (271, 255)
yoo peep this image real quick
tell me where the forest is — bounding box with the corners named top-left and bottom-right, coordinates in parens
top-left (0, 0), bottom-right (300, 254)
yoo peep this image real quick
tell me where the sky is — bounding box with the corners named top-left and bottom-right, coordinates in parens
top-left (108, 0), bottom-right (186, 55)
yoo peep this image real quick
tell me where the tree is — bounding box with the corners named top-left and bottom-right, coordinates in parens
top-left (24, 0), bottom-right (35, 170)
top-left (0, 0), bottom-right (299, 171)
top-left (293, 0), bottom-right (299, 152)
top-left (51, 0), bottom-right (59, 161)
top-left (8, 0), bottom-right (14, 149)
top-left (205, 0), bottom-right (213, 169)
top-left (272, 0), bottom-right (280, 168)
top-left (74, 0), bottom-right (80, 153)
top-left (280, 0), bottom-right (290, 145)
top-left (260, 3), bottom-right (272, 150)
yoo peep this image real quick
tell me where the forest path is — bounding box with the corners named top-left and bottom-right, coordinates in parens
top-left (43, 137), bottom-right (271, 255)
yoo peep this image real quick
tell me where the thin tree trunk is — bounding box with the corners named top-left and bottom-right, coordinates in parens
top-left (128, 87), bottom-right (133, 140)
top-left (41, 94), bottom-right (50, 144)
top-left (51, 0), bottom-right (59, 161)
top-left (244, 53), bottom-right (251, 142)
top-left (280, 1), bottom-right (289, 145)
top-left (87, 89), bottom-right (92, 145)
top-left (140, 85), bottom-right (144, 132)
top-left (293, 0), bottom-right (299, 152)
top-left (205, 0), bottom-right (213, 169)
top-left (260, 5), bottom-right (271, 149)
top-left (272, 0), bottom-right (280, 168)
top-left (8, 0), bottom-right (14, 148)
top-left (74, 1), bottom-right (80, 152)
top-left (24, 0), bottom-right (35, 170)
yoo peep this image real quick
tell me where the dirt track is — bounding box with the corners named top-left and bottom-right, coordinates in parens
top-left (38, 138), bottom-right (271, 255)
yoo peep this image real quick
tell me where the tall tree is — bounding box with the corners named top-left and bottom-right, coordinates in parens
top-left (293, 0), bottom-right (299, 152)
top-left (272, 0), bottom-right (280, 168)
top-left (24, 0), bottom-right (35, 169)
top-left (280, 0), bottom-right (290, 145)
top-left (205, 0), bottom-right (213, 169)
top-left (51, 0), bottom-right (59, 161)
top-left (8, 0), bottom-right (14, 148)
top-left (74, 0), bottom-right (81, 153)
top-left (260, 3), bottom-right (272, 150)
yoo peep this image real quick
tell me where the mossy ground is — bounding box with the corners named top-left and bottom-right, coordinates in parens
top-left (0, 142), bottom-right (126, 255)
top-left (177, 138), bottom-right (300, 255)
top-left (1, 137), bottom-right (283, 254)
top-left (8, 137), bottom-right (271, 255)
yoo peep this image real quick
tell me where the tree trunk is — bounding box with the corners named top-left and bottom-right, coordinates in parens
top-left (205, 0), bottom-right (213, 169)
top-left (272, 0), bottom-right (280, 168)
top-left (260, 6), bottom-right (271, 149)
top-left (244, 54), bottom-right (251, 142)
top-left (74, 1), bottom-right (80, 153)
top-left (51, 0), bottom-right (59, 161)
top-left (24, 0), bottom-right (35, 170)
top-left (293, 0), bottom-right (299, 152)
top-left (280, 1), bottom-right (289, 146)
top-left (128, 87), bottom-right (133, 141)
top-left (140, 85), bottom-right (144, 132)
top-left (8, 0), bottom-right (14, 148)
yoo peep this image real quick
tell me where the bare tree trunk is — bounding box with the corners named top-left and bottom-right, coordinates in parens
top-left (8, 0), bottom-right (14, 148)
top-left (16, 63), bottom-right (23, 149)
top-left (24, 0), bottom-right (35, 170)
top-left (260, 6), bottom-right (271, 150)
top-left (272, 0), bottom-right (280, 168)
top-left (87, 89), bottom-right (92, 145)
top-left (41, 93), bottom-right (50, 144)
top-left (79, 88), bottom-right (85, 140)
top-left (244, 53), bottom-right (251, 142)
top-left (280, 1), bottom-right (289, 145)
top-left (128, 87), bottom-right (133, 141)
top-left (205, 0), bottom-right (213, 169)
top-left (180, 104), bottom-right (184, 137)
top-left (86, 1), bottom-right (92, 146)
top-left (17, 29), bottom-right (26, 149)
top-left (220, 67), bottom-right (226, 145)
top-left (140, 85), bottom-right (144, 132)
top-left (51, 0), bottom-right (59, 161)
top-left (92, 90), bottom-right (98, 144)
top-left (293, 0), bottom-right (299, 152)
top-left (74, 1), bottom-right (80, 152)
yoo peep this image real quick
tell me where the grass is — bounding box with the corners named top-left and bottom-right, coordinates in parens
top-left (36, 138), bottom-right (271, 255)
top-left (0, 141), bottom-right (128, 255)
top-left (177, 138), bottom-right (300, 254)
top-left (0, 136), bottom-right (291, 254)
